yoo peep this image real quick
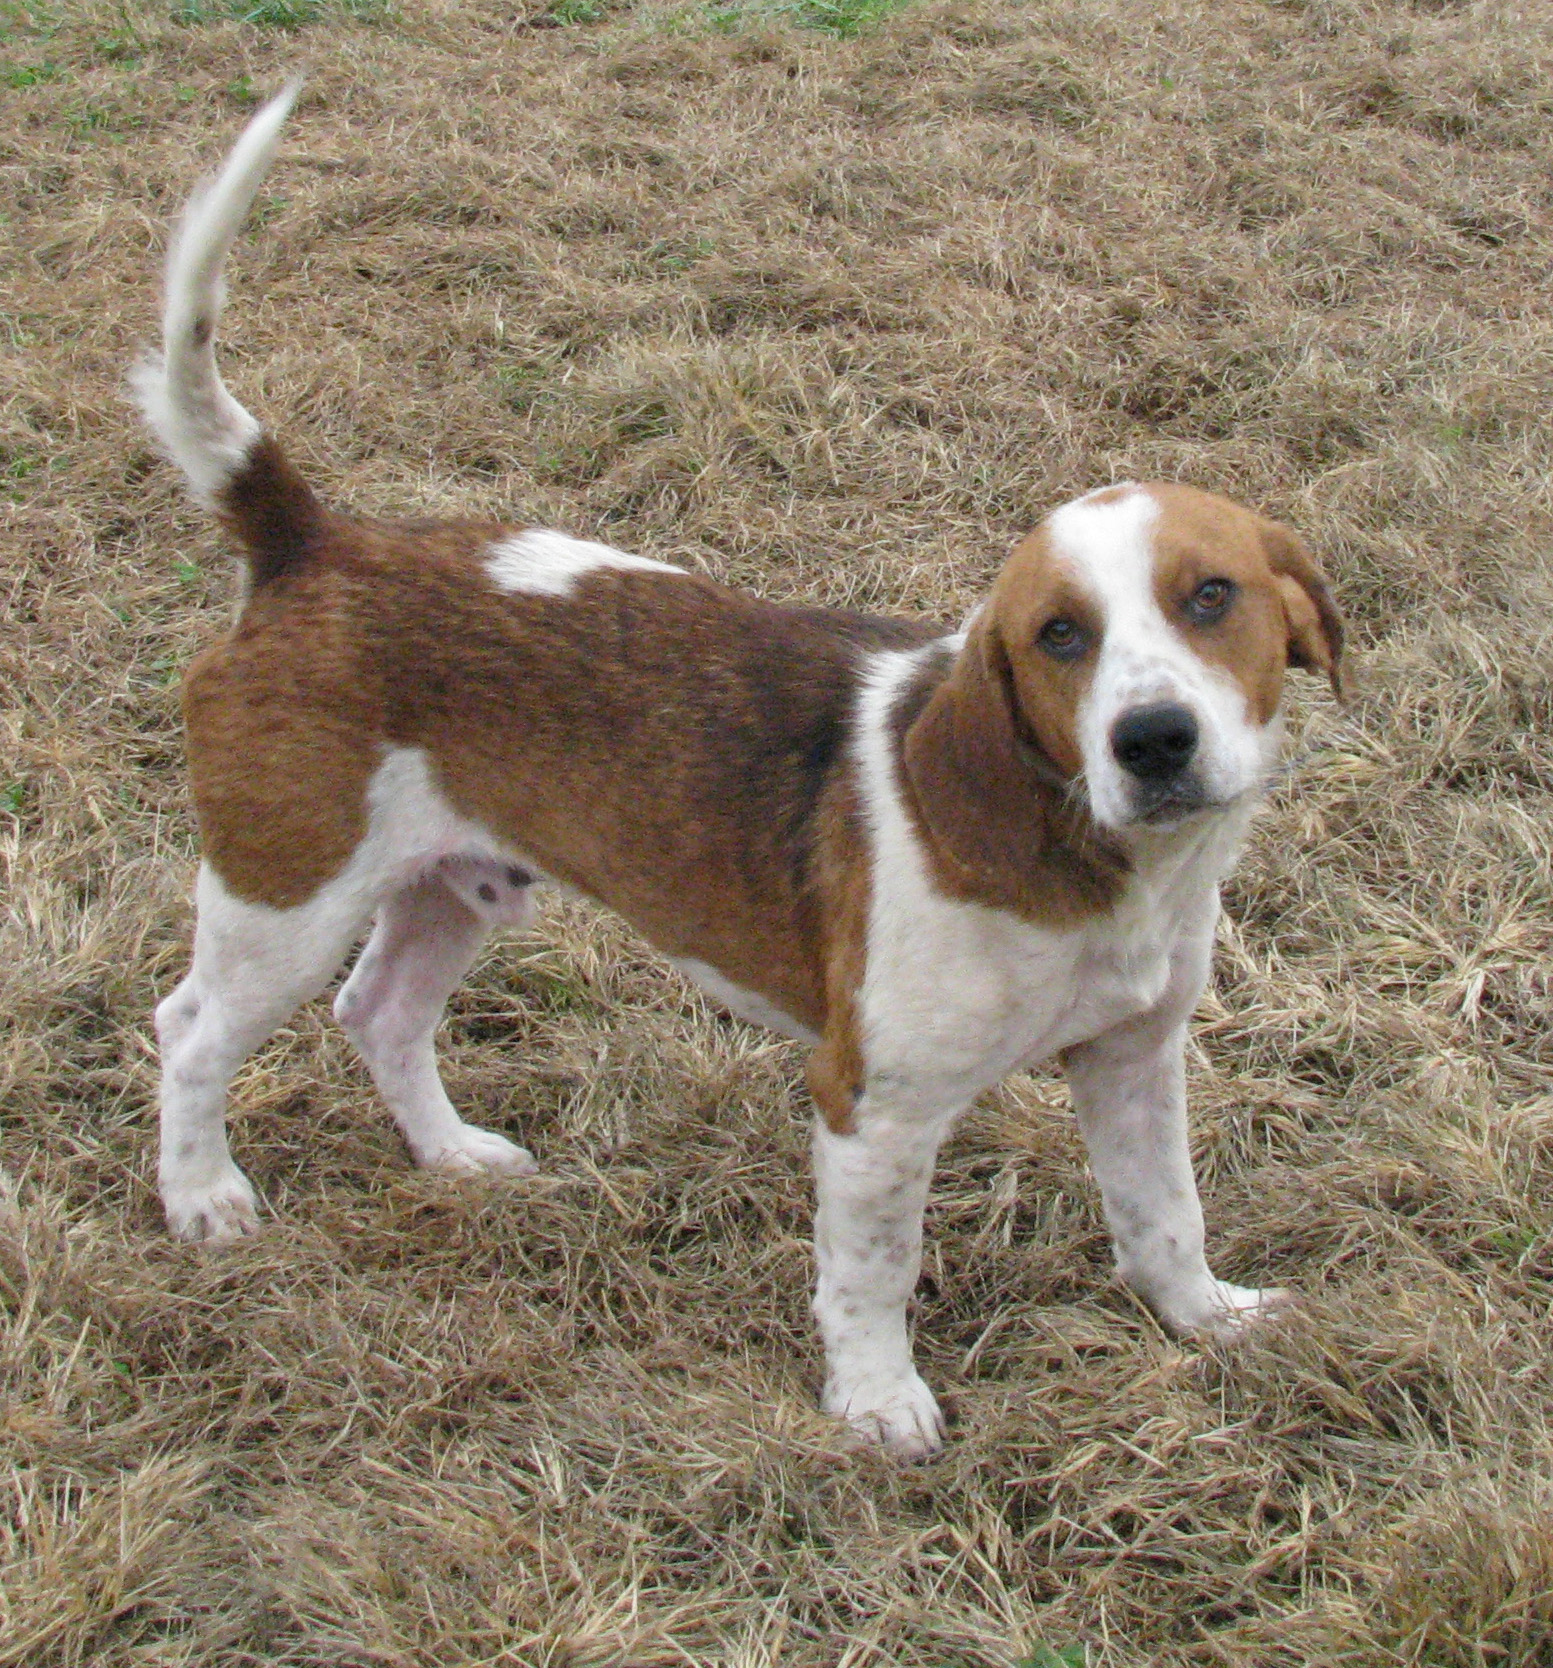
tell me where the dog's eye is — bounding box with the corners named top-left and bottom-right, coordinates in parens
top-left (1038, 618), bottom-right (1089, 660)
top-left (1185, 578), bottom-right (1236, 623)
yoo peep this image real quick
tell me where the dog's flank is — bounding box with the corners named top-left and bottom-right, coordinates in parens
top-left (137, 91), bottom-right (1340, 1459)
top-left (130, 81), bottom-right (322, 588)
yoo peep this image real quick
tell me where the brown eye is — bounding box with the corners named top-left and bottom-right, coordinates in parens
top-left (1038, 618), bottom-right (1089, 660)
top-left (1186, 578), bottom-right (1236, 623)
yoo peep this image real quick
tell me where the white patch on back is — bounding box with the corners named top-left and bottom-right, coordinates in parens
top-left (671, 957), bottom-right (818, 1044)
top-left (486, 529), bottom-right (685, 598)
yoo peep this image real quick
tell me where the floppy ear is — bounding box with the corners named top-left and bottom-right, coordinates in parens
top-left (1261, 519), bottom-right (1344, 700)
top-left (899, 624), bottom-right (1125, 924)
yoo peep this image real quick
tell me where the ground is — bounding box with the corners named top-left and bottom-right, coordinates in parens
top-left (3, 0), bottom-right (1553, 1662)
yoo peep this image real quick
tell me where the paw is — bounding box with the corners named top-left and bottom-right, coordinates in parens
top-left (824, 1367), bottom-right (946, 1460)
top-left (162, 1162), bottom-right (260, 1243)
top-left (1194, 1281), bottom-right (1294, 1338)
top-left (418, 1124), bottom-right (538, 1177)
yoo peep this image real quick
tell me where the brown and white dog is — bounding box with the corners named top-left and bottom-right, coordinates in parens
top-left (134, 89), bottom-right (1341, 1457)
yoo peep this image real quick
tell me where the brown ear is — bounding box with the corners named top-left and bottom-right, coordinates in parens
top-left (899, 625), bottom-right (1126, 925)
top-left (1261, 520), bottom-right (1344, 700)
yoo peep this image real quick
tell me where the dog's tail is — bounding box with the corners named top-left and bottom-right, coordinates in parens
top-left (131, 81), bottom-right (326, 589)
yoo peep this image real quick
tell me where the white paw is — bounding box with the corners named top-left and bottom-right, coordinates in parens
top-left (418, 1124), bottom-right (538, 1177)
top-left (824, 1368), bottom-right (946, 1460)
top-left (162, 1163), bottom-right (260, 1243)
top-left (1195, 1281), bottom-right (1294, 1338)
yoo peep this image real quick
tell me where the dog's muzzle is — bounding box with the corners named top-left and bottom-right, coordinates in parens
top-left (1110, 702), bottom-right (1214, 824)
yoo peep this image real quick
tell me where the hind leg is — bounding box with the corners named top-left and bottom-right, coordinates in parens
top-left (334, 864), bottom-right (538, 1175)
top-left (158, 863), bottom-right (370, 1241)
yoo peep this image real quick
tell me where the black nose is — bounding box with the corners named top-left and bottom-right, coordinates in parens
top-left (1111, 703), bottom-right (1199, 782)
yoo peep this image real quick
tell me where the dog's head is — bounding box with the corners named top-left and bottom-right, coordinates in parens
top-left (983, 482), bottom-right (1342, 834)
top-left (901, 483), bottom-right (1342, 914)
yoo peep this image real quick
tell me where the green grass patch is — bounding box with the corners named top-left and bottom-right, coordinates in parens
top-left (0, 1), bottom-right (58, 42)
top-left (688, 0), bottom-right (917, 36)
top-left (546, 0), bottom-right (605, 22)
top-left (1018, 1647), bottom-right (1088, 1668)
top-left (64, 97), bottom-right (144, 135)
top-left (93, 31), bottom-right (144, 63)
top-left (642, 234), bottom-right (716, 272)
top-left (2, 452), bottom-right (38, 497)
top-left (495, 351), bottom-right (565, 414)
top-left (502, 962), bottom-right (601, 1017)
top-left (1, 56), bottom-right (61, 85)
top-left (626, 0), bottom-right (917, 36)
top-left (766, 0), bottom-right (914, 36)
top-left (172, 0), bottom-right (393, 28)
top-left (496, 365), bottom-right (551, 413)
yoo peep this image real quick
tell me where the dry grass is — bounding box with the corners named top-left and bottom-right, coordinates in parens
top-left (4, 0), bottom-right (1553, 1660)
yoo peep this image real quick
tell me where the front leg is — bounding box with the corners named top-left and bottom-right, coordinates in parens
top-left (1063, 1020), bottom-right (1288, 1335)
top-left (811, 1099), bottom-right (958, 1459)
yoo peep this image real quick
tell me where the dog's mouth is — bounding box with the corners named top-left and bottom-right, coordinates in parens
top-left (1128, 774), bottom-right (1234, 829)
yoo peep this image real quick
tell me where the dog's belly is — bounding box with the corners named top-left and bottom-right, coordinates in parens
top-left (669, 957), bottom-right (819, 1044)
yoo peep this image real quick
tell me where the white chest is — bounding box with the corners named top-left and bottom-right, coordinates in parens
top-left (846, 643), bottom-right (1249, 1114)
top-left (856, 875), bottom-right (1207, 1108)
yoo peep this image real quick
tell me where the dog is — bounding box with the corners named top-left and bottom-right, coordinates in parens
top-left (133, 87), bottom-right (1342, 1458)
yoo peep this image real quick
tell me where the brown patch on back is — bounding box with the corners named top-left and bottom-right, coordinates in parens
top-left (415, 565), bottom-right (934, 1033)
top-left (187, 511), bottom-right (936, 1039)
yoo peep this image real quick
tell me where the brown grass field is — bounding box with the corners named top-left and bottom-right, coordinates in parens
top-left (4, 0), bottom-right (1553, 1660)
